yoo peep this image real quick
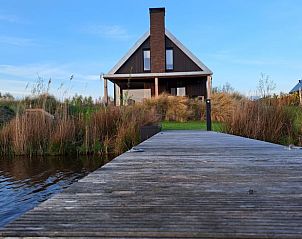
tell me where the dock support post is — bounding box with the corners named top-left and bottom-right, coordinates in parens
top-left (206, 75), bottom-right (212, 131)
top-left (155, 77), bottom-right (159, 97)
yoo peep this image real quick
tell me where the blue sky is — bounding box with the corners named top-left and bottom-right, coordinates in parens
top-left (0, 0), bottom-right (301, 99)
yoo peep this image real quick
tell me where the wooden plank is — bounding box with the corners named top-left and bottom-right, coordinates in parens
top-left (1, 131), bottom-right (302, 238)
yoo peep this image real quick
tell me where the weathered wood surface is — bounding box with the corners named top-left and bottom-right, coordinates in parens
top-left (1, 131), bottom-right (302, 238)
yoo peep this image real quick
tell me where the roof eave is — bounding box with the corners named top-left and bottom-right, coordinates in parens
top-left (104, 71), bottom-right (211, 80)
top-left (289, 82), bottom-right (302, 94)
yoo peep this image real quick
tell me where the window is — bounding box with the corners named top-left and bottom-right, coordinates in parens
top-left (170, 87), bottom-right (186, 96)
top-left (166, 49), bottom-right (173, 70)
top-left (177, 87), bottom-right (186, 96)
top-left (171, 88), bottom-right (176, 96)
top-left (143, 49), bottom-right (150, 71)
top-left (123, 89), bottom-right (151, 105)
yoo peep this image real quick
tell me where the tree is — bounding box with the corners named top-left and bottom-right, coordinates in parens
top-left (221, 82), bottom-right (235, 94)
top-left (257, 73), bottom-right (276, 98)
top-left (0, 92), bottom-right (14, 100)
top-left (212, 82), bottom-right (235, 94)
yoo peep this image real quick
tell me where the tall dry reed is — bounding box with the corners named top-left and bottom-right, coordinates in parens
top-left (1, 111), bottom-right (53, 155)
top-left (224, 100), bottom-right (296, 145)
top-left (113, 105), bottom-right (159, 155)
top-left (0, 103), bottom-right (159, 156)
top-left (49, 117), bottom-right (77, 155)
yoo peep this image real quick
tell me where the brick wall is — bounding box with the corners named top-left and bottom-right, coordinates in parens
top-left (149, 8), bottom-right (165, 73)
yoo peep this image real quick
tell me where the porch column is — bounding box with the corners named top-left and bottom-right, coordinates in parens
top-left (299, 87), bottom-right (302, 106)
top-left (206, 75), bottom-right (212, 99)
top-left (115, 84), bottom-right (121, 106)
top-left (113, 83), bottom-right (116, 106)
top-left (155, 77), bottom-right (159, 97)
top-left (206, 75), bottom-right (212, 131)
top-left (103, 76), bottom-right (108, 106)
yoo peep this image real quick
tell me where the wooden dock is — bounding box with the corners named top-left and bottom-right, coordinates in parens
top-left (1, 131), bottom-right (302, 238)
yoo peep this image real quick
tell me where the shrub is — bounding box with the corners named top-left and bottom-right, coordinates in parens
top-left (211, 92), bottom-right (239, 122)
top-left (144, 93), bottom-right (239, 122)
top-left (0, 105), bottom-right (15, 126)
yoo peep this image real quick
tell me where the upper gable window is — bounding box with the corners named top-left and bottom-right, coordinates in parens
top-left (143, 49), bottom-right (150, 71)
top-left (166, 48), bottom-right (173, 70)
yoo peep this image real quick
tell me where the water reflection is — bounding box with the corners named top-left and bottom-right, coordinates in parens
top-left (0, 155), bottom-right (110, 228)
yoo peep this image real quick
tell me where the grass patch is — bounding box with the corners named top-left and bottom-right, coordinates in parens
top-left (161, 121), bottom-right (223, 132)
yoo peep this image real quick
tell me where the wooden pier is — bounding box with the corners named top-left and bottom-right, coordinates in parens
top-left (1, 131), bottom-right (302, 238)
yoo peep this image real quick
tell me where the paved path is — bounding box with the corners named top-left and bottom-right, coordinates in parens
top-left (1, 131), bottom-right (302, 238)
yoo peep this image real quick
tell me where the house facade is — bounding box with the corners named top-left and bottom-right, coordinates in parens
top-left (103, 8), bottom-right (213, 106)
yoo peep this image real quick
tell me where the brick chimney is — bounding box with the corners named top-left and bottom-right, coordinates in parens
top-left (149, 8), bottom-right (165, 73)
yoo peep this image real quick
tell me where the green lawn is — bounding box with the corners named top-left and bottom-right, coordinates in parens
top-left (161, 121), bottom-right (223, 132)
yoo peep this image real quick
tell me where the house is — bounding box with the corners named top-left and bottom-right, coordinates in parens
top-left (289, 80), bottom-right (302, 94)
top-left (103, 8), bottom-right (213, 106)
top-left (289, 79), bottom-right (302, 105)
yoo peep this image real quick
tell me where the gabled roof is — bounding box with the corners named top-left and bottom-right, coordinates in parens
top-left (107, 31), bottom-right (149, 75)
top-left (289, 80), bottom-right (302, 94)
top-left (106, 29), bottom-right (213, 75)
top-left (165, 29), bottom-right (212, 75)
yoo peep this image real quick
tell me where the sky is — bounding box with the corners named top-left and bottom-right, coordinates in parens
top-left (0, 0), bottom-right (302, 99)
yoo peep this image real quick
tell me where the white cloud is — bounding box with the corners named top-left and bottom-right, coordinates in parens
top-left (0, 79), bottom-right (31, 97)
top-left (0, 14), bottom-right (20, 23)
top-left (74, 74), bottom-right (100, 82)
top-left (81, 24), bottom-right (131, 40)
top-left (0, 64), bottom-right (103, 99)
top-left (0, 64), bottom-right (66, 78)
top-left (0, 36), bottom-right (36, 47)
top-left (0, 64), bottom-right (100, 81)
top-left (209, 51), bottom-right (302, 70)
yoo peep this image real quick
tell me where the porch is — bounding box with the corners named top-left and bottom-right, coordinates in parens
top-left (104, 74), bottom-right (212, 106)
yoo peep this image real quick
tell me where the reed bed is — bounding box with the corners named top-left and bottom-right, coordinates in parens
top-left (1, 91), bottom-right (301, 156)
top-left (145, 93), bottom-right (301, 146)
top-left (0, 103), bottom-right (159, 156)
top-left (224, 100), bottom-right (298, 145)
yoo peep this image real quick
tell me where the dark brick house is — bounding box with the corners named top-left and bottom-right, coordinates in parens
top-left (103, 8), bottom-right (213, 106)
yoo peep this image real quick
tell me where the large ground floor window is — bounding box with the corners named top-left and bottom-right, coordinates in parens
top-left (122, 89), bottom-right (151, 105)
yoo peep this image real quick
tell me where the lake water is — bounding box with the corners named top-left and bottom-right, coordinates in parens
top-left (0, 155), bottom-right (110, 228)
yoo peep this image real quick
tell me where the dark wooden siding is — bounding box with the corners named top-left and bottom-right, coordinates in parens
top-left (186, 78), bottom-right (206, 97)
top-left (165, 36), bottom-right (202, 72)
top-left (116, 37), bottom-right (150, 74)
top-left (116, 35), bottom-right (202, 74)
top-left (158, 77), bottom-right (206, 97)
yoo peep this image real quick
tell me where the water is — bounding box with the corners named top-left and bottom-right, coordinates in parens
top-left (0, 155), bottom-right (110, 228)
